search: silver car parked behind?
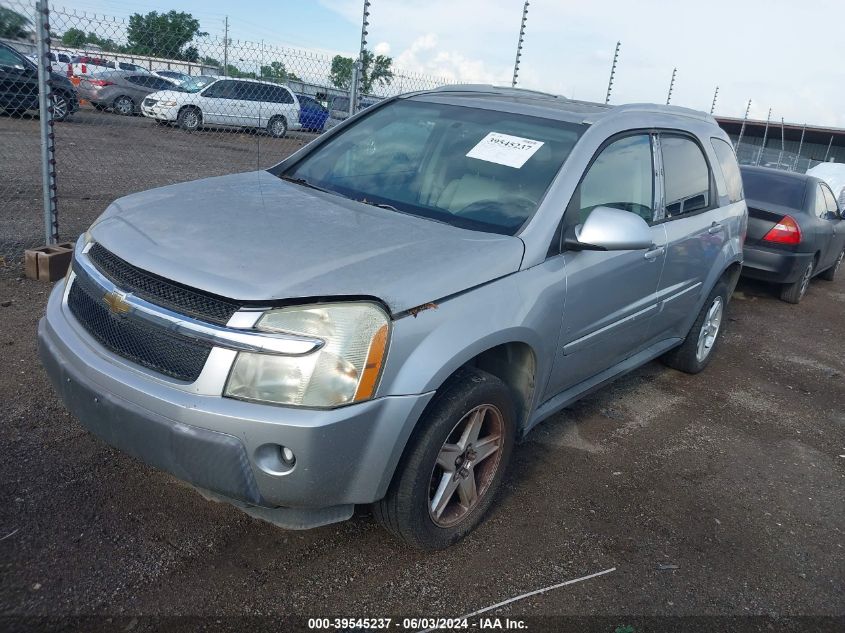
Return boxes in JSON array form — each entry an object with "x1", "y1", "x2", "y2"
[
  {"x1": 76, "y1": 70, "x2": 179, "y2": 115},
  {"x1": 39, "y1": 85, "x2": 747, "y2": 549}
]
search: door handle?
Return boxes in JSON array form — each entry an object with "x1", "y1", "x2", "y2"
[
  {"x1": 708, "y1": 222, "x2": 723, "y2": 234},
  {"x1": 644, "y1": 246, "x2": 665, "y2": 261}
]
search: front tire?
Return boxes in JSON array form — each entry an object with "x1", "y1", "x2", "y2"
[
  {"x1": 374, "y1": 368, "x2": 516, "y2": 550},
  {"x1": 819, "y1": 250, "x2": 843, "y2": 281},
  {"x1": 780, "y1": 259, "x2": 813, "y2": 303},
  {"x1": 661, "y1": 280, "x2": 729, "y2": 374},
  {"x1": 177, "y1": 106, "x2": 201, "y2": 132},
  {"x1": 51, "y1": 92, "x2": 70, "y2": 121}
]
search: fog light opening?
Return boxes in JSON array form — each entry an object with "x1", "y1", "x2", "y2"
[{"x1": 254, "y1": 443, "x2": 297, "y2": 475}]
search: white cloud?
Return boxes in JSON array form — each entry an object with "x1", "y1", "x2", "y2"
[{"x1": 373, "y1": 41, "x2": 391, "y2": 56}]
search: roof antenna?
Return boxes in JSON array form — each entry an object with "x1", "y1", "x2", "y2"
[
  {"x1": 665, "y1": 67, "x2": 676, "y2": 105},
  {"x1": 605, "y1": 41, "x2": 620, "y2": 104},
  {"x1": 511, "y1": 1, "x2": 529, "y2": 87}
]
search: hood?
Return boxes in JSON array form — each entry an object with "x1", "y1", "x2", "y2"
[
  {"x1": 89, "y1": 171, "x2": 525, "y2": 314},
  {"x1": 148, "y1": 89, "x2": 183, "y2": 100}
]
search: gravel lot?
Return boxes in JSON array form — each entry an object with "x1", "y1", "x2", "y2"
[{"x1": 1, "y1": 107, "x2": 843, "y2": 632}]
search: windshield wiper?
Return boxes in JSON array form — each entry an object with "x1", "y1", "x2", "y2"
[
  {"x1": 279, "y1": 174, "x2": 332, "y2": 194},
  {"x1": 358, "y1": 198, "x2": 400, "y2": 212}
]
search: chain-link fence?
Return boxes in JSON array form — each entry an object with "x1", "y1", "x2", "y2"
[
  {"x1": 735, "y1": 142, "x2": 828, "y2": 174},
  {"x1": 0, "y1": 0, "x2": 451, "y2": 260}
]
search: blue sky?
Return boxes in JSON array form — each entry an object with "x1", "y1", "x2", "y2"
[{"x1": 45, "y1": 0, "x2": 845, "y2": 127}]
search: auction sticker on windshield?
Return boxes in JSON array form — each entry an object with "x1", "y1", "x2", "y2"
[{"x1": 466, "y1": 132, "x2": 544, "y2": 168}]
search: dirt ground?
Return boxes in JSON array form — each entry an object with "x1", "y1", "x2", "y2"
[{"x1": 0, "y1": 108, "x2": 843, "y2": 632}]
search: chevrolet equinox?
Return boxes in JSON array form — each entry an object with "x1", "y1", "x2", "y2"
[{"x1": 39, "y1": 85, "x2": 747, "y2": 549}]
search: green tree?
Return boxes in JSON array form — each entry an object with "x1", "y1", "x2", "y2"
[
  {"x1": 61, "y1": 27, "x2": 87, "y2": 48},
  {"x1": 126, "y1": 11, "x2": 206, "y2": 61},
  {"x1": 329, "y1": 55, "x2": 353, "y2": 89},
  {"x1": 0, "y1": 6, "x2": 31, "y2": 39},
  {"x1": 329, "y1": 49, "x2": 393, "y2": 93},
  {"x1": 259, "y1": 60, "x2": 300, "y2": 83},
  {"x1": 61, "y1": 28, "x2": 118, "y2": 52}
]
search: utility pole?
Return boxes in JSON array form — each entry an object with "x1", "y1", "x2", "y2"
[
  {"x1": 736, "y1": 99, "x2": 752, "y2": 152},
  {"x1": 776, "y1": 117, "x2": 785, "y2": 169},
  {"x1": 755, "y1": 108, "x2": 771, "y2": 166},
  {"x1": 605, "y1": 41, "x2": 620, "y2": 104},
  {"x1": 351, "y1": 0, "x2": 371, "y2": 115},
  {"x1": 710, "y1": 86, "x2": 719, "y2": 115},
  {"x1": 665, "y1": 68, "x2": 676, "y2": 105},
  {"x1": 511, "y1": 1, "x2": 529, "y2": 88},
  {"x1": 223, "y1": 16, "x2": 229, "y2": 77},
  {"x1": 792, "y1": 123, "x2": 806, "y2": 172}
]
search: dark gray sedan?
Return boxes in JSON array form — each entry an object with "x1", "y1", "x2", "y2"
[
  {"x1": 741, "y1": 166, "x2": 845, "y2": 303},
  {"x1": 76, "y1": 70, "x2": 178, "y2": 115}
]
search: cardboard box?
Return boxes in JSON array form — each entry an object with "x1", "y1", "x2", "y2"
[{"x1": 24, "y1": 242, "x2": 74, "y2": 282}]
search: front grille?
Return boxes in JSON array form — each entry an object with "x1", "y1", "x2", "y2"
[
  {"x1": 68, "y1": 269, "x2": 212, "y2": 382},
  {"x1": 88, "y1": 243, "x2": 241, "y2": 325},
  {"x1": 144, "y1": 98, "x2": 157, "y2": 106}
]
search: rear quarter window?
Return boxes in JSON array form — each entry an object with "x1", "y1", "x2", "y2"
[{"x1": 710, "y1": 138, "x2": 744, "y2": 203}]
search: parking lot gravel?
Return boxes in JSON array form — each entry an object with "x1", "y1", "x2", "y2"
[{"x1": 0, "y1": 108, "x2": 843, "y2": 631}]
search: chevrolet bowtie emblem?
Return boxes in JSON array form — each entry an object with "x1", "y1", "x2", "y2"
[{"x1": 103, "y1": 290, "x2": 131, "y2": 315}]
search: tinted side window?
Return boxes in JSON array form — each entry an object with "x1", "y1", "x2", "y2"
[
  {"x1": 275, "y1": 87, "x2": 293, "y2": 104},
  {"x1": 814, "y1": 185, "x2": 828, "y2": 218},
  {"x1": 571, "y1": 134, "x2": 654, "y2": 224},
  {"x1": 204, "y1": 80, "x2": 237, "y2": 99},
  {"x1": 151, "y1": 77, "x2": 175, "y2": 90},
  {"x1": 0, "y1": 47, "x2": 26, "y2": 69},
  {"x1": 126, "y1": 75, "x2": 146, "y2": 86},
  {"x1": 711, "y1": 138, "x2": 744, "y2": 203},
  {"x1": 235, "y1": 82, "x2": 261, "y2": 101},
  {"x1": 821, "y1": 185, "x2": 838, "y2": 218},
  {"x1": 661, "y1": 135, "x2": 710, "y2": 217}
]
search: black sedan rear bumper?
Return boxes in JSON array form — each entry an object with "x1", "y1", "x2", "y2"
[{"x1": 741, "y1": 245, "x2": 813, "y2": 284}]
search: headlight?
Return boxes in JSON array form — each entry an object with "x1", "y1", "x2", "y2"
[
  {"x1": 159, "y1": 100, "x2": 178, "y2": 106},
  {"x1": 224, "y1": 302, "x2": 390, "y2": 408}
]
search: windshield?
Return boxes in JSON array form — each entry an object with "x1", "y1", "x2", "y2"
[
  {"x1": 284, "y1": 99, "x2": 585, "y2": 235},
  {"x1": 741, "y1": 169, "x2": 807, "y2": 210},
  {"x1": 181, "y1": 77, "x2": 214, "y2": 93}
]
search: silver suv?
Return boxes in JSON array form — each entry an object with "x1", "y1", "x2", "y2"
[{"x1": 38, "y1": 86, "x2": 747, "y2": 549}]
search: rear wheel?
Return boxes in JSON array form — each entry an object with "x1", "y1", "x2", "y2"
[
  {"x1": 661, "y1": 280, "x2": 728, "y2": 374},
  {"x1": 819, "y1": 250, "x2": 843, "y2": 281},
  {"x1": 267, "y1": 116, "x2": 287, "y2": 138},
  {"x1": 780, "y1": 259, "x2": 813, "y2": 303},
  {"x1": 112, "y1": 95, "x2": 134, "y2": 116},
  {"x1": 177, "y1": 106, "x2": 201, "y2": 132},
  {"x1": 374, "y1": 368, "x2": 515, "y2": 550}
]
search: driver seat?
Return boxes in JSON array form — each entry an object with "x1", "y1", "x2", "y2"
[{"x1": 436, "y1": 173, "x2": 508, "y2": 213}]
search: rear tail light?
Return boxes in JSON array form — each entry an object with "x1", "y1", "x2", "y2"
[
  {"x1": 87, "y1": 79, "x2": 114, "y2": 87},
  {"x1": 66, "y1": 63, "x2": 72, "y2": 77},
  {"x1": 762, "y1": 215, "x2": 801, "y2": 245}
]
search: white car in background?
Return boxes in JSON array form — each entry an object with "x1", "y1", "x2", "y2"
[{"x1": 141, "y1": 77, "x2": 301, "y2": 137}]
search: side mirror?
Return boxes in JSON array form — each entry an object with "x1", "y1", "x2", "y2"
[{"x1": 564, "y1": 206, "x2": 653, "y2": 251}]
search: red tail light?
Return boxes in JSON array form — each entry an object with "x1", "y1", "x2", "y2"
[
  {"x1": 80, "y1": 63, "x2": 87, "y2": 74},
  {"x1": 87, "y1": 79, "x2": 114, "y2": 87},
  {"x1": 762, "y1": 215, "x2": 801, "y2": 245},
  {"x1": 66, "y1": 63, "x2": 72, "y2": 77}
]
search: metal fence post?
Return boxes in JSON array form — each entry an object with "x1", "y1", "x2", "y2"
[{"x1": 35, "y1": 0, "x2": 58, "y2": 245}]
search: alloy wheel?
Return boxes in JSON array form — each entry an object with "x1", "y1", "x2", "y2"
[
  {"x1": 114, "y1": 97, "x2": 133, "y2": 115},
  {"x1": 428, "y1": 404, "x2": 505, "y2": 528},
  {"x1": 695, "y1": 296, "x2": 723, "y2": 362},
  {"x1": 51, "y1": 94, "x2": 67, "y2": 120}
]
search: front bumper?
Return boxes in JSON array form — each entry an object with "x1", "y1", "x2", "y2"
[
  {"x1": 741, "y1": 244, "x2": 814, "y2": 284},
  {"x1": 141, "y1": 103, "x2": 179, "y2": 121},
  {"x1": 38, "y1": 281, "x2": 433, "y2": 526}
]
